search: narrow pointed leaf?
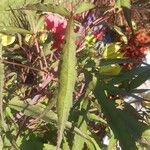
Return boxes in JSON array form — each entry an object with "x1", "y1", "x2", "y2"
[
  {"x1": 56, "y1": 16, "x2": 77, "y2": 149},
  {"x1": 115, "y1": 0, "x2": 132, "y2": 31},
  {"x1": 8, "y1": 98, "x2": 94, "y2": 145},
  {"x1": 43, "y1": 144, "x2": 61, "y2": 150},
  {"x1": 128, "y1": 69, "x2": 150, "y2": 90},
  {"x1": 24, "y1": 3, "x2": 70, "y2": 17},
  {"x1": 74, "y1": 2, "x2": 95, "y2": 15},
  {"x1": 87, "y1": 113, "x2": 107, "y2": 126},
  {"x1": 72, "y1": 100, "x2": 89, "y2": 150},
  {"x1": 0, "y1": 26, "x2": 32, "y2": 34},
  {"x1": 62, "y1": 136, "x2": 70, "y2": 150},
  {"x1": 108, "y1": 134, "x2": 117, "y2": 150},
  {"x1": 0, "y1": 43, "x2": 5, "y2": 130},
  {"x1": 110, "y1": 66, "x2": 150, "y2": 85}
]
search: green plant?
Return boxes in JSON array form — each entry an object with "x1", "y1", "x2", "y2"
[{"x1": 0, "y1": 0, "x2": 150, "y2": 150}]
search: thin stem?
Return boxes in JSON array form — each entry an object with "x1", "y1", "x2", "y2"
[{"x1": 2, "y1": 59, "x2": 48, "y2": 74}]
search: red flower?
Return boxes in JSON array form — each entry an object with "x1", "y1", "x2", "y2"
[{"x1": 121, "y1": 31, "x2": 150, "y2": 69}]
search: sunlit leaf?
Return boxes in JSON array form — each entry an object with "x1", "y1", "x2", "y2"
[
  {"x1": 108, "y1": 134, "x2": 117, "y2": 150},
  {"x1": 99, "y1": 64, "x2": 122, "y2": 76},
  {"x1": 0, "y1": 33, "x2": 15, "y2": 46},
  {"x1": 0, "y1": 26, "x2": 32, "y2": 34},
  {"x1": 62, "y1": 135, "x2": 70, "y2": 150},
  {"x1": 115, "y1": 0, "x2": 132, "y2": 31},
  {"x1": 72, "y1": 100, "x2": 89, "y2": 150},
  {"x1": 87, "y1": 113, "x2": 107, "y2": 126},
  {"x1": 8, "y1": 97, "x2": 95, "y2": 148},
  {"x1": 74, "y1": 2, "x2": 95, "y2": 15},
  {"x1": 142, "y1": 129, "x2": 150, "y2": 143},
  {"x1": 35, "y1": 16, "x2": 45, "y2": 33},
  {"x1": 43, "y1": 144, "x2": 61, "y2": 150},
  {"x1": 56, "y1": 15, "x2": 77, "y2": 149},
  {"x1": 102, "y1": 43, "x2": 123, "y2": 59},
  {"x1": 100, "y1": 43, "x2": 123, "y2": 76},
  {"x1": 24, "y1": 3, "x2": 70, "y2": 17},
  {"x1": 0, "y1": 43, "x2": 5, "y2": 130}
]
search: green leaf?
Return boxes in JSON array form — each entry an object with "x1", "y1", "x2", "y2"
[
  {"x1": 24, "y1": 3, "x2": 70, "y2": 17},
  {"x1": 20, "y1": 136, "x2": 43, "y2": 150},
  {"x1": 35, "y1": 16, "x2": 44, "y2": 33},
  {"x1": 62, "y1": 136, "x2": 70, "y2": 150},
  {"x1": 115, "y1": 0, "x2": 132, "y2": 31},
  {"x1": 72, "y1": 100, "x2": 89, "y2": 150},
  {"x1": 8, "y1": 97, "x2": 95, "y2": 147},
  {"x1": 115, "y1": 0, "x2": 121, "y2": 8},
  {"x1": 74, "y1": 2, "x2": 95, "y2": 15},
  {"x1": 88, "y1": 137, "x2": 101, "y2": 150},
  {"x1": 118, "y1": 109, "x2": 149, "y2": 140},
  {"x1": 0, "y1": 26, "x2": 32, "y2": 34},
  {"x1": 108, "y1": 134, "x2": 117, "y2": 150},
  {"x1": 99, "y1": 43, "x2": 123, "y2": 76},
  {"x1": 121, "y1": 0, "x2": 131, "y2": 8},
  {"x1": 43, "y1": 144, "x2": 61, "y2": 150},
  {"x1": 122, "y1": 7, "x2": 132, "y2": 32},
  {"x1": 113, "y1": 26, "x2": 128, "y2": 44},
  {"x1": 93, "y1": 80, "x2": 138, "y2": 150},
  {"x1": 9, "y1": 97, "x2": 58, "y2": 123},
  {"x1": 100, "y1": 58, "x2": 132, "y2": 66},
  {"x1": 99, "y1": 64, "x2": 122, "y2": 76},
  {"x1": 0, "y1": 135, "x2": 3, "y2": 150},
  {"x1": 142, "y1": 129, "x2": 150, "y2": 143},
  {"x1": 128, "y1": 69, "x2": 150, "y2": 90},
  {"x1": 102, "y1": 43, "x2": 122, "y2": 59},
  {"x1": 87, "y1": 113, "x2": 107, "y2": 126},
  {"x1": 0, "y1": 43, "x2": 5, "y2": 130},
  {"x1": 0, "y1": 33, "x2": 15, "y2": 46},
  {"x1": 57, "y1": 16, "x2": 77, "y2": 149},
  {"x1": 115, "y1": 0, "x2": 131, "y2": 10},
  {"x1": 110, "y1": 66, "x2": 150, "y2": 85}
]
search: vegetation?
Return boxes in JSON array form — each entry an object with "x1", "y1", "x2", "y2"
[{"x1": 0, "y1": 0, "x2": 150, "y2": 150}]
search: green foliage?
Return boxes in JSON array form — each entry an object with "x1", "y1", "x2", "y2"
[
  {"x1": 0, "y1": 0, "x2": 149, "y2": 150},
  {"x1": 72, "y1": 100, "x2": 89, "y2": 150},
  {"x1": 24, "y1": 3, "x2": 70, "y2": 17},
  {"x1": 0, "y1": 43, "x2": 5, "y2": 130},
  {"x1": 94, "y1": 81, "x2": 137, "y2": 150},
  {"x1": 0, "y1": 26, "x2": 32, "y2": 34},
  {"x1": 8, "y1": 97, "x2": 96, "y2": 148},
  {"x1": 57, "y1": 16, "x2": 77, "y2": 149},
  {"x1": 115, "y1": 0, "x2": 133, "y2": 31},
  {"x1": 74, "y1": 2, "x2": 95, "y2": 15}
]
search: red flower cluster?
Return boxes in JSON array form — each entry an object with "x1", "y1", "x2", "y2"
[
  {"x1": 45, "y1": 14, "x2": 67, "y2": 50},
  {"x1": 134, "y1": 32, "x2": 150, "y2": 47},
  {"x1": 121, "y1": 31, "x2": 150, "y2": 69}
]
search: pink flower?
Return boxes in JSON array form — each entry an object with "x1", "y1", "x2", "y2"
[{"x1": 45, "y1": 13, "x2": 67, "y2": 50}]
